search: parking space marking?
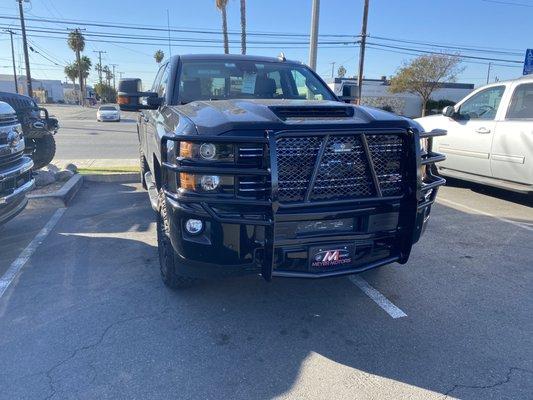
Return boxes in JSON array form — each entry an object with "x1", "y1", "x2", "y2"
[
  {"x1": 349, "y1": 275, "x2": 407, "y2": 319},
  {"x1": 437, "y1": 197, "x2": 533, "y2": 232},
  {"x1": 0, "y1": 208, "x2": 66, "y2": 299}
]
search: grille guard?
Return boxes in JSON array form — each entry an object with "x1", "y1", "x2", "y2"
[{"x1": 161, "y1": 127, "x2": 446, "y2": 280}]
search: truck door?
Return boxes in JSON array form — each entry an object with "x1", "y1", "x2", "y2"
[
  {"x1": 491, "y1": 82, "x2": 533, "y2": 185},
  {"x1": 439, "y1": 85, "x2": 506, "y2": 177},
  {"x1": 145, "y1": 63, "x2": 169, "y2": 171}
]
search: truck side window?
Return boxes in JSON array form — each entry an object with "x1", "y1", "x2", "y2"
[
  {"x1": 158, "y1": 64, "x2": 170, "y2": 101},
  {"x1": 151, "y1": 64, "x2": 166, "y2": 92},
  {"x1": 506, "y1": 83, "x2": 533, "y2": 119},
  {"x1": 457, "y1": 85, "x2": 505, "y2": 121},
  {"x1": 291, "y1": 70, "x2": 324, "y2": 100}
]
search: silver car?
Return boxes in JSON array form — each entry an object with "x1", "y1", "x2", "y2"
[{"x1": 96, "y1": 104, "x2": 121, "y2": 122}]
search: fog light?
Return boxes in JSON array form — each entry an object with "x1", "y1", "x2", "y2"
[
  {"x1": 200, "y1": 143, "x2": 217, "y2": 160},
  {"x1": 200, "y1": 175, "x2": 220, "y2": 191},
  {"x1": 185, "y1": 219, "x2": 203, "y2": 234}
]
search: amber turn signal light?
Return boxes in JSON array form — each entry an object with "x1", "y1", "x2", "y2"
[{"x1": 179, "y1": 173, "x2": 196, "y2": 190}]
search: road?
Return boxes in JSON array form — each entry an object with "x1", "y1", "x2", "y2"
[
  {"x1": 0, "y1": 178, "x2": 531, "y2": 399},
  {"x1": 47, "y1": 105, "x2": 140, "y2": 160}
]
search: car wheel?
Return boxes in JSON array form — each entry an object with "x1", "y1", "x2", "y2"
[{"x1": 157, "y1": 189, "x2": 200, "y2": 289}]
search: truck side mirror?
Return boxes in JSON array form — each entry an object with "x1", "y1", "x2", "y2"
[
  {"x1": 117, "y1": 78, "x2": 160, "y2": 111},
  {"x1": 442, "y1": 105, "x2": 456, "y2": 118}
]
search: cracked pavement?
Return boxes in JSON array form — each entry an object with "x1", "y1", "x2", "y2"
[{"x1": 0, "y1": 180, "x2": 531, "y2": 399}]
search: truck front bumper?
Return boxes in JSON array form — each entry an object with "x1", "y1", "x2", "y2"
[
  {"x1": 0, "y1": 156, "x2": 34, "y2": 225},
  {"x1": 160, "y1": 128, "x2": 445, "y2": 280}
]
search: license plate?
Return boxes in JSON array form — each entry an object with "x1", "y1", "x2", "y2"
[{"x1": 309, "y1": 243, "x2": 355, "y2": 270}]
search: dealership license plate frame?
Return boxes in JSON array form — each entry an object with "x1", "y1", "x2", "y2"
[{"x1": 309, "y1": 243, "x2": 355, "y2": 272}]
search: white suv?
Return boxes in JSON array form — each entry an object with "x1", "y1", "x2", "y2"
[{"x1": 416, "y1": 76, "x2": 533, "y2": 193}]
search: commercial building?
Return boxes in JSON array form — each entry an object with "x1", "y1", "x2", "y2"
[
  {"x1": 327, "y1": 77, "x2": 475, "y2": 118},
  {"x1": 0, "y1": 74, "x2": 64, "y2": 103}
]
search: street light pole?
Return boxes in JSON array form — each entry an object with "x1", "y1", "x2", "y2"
[
  {"x1": 4, "y1": 29, "x2": 18, "y2": 93},
  {"x1": 110, "y1": 64, "x2": 118, "y2": 90},
  {"x1": 308, "y1": 0, "x2": 320, "y2": 71},
  {"x1": 356, "y1": 0, "x2": 370, "y2": 105},
  {"x1": 330, "y1": 62, "x2": 336, "y2": 78},
  {"x1": 17, "y1": 0, "x2": 32, "y2": 97}
]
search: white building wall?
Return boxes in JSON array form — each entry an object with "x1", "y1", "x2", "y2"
[{"x1": 328, "y1": 79, "x2": 474, "y2": 118}]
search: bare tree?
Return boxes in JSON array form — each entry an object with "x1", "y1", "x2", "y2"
[
  {"x1": 216, "y1": 0, "x2": 229, "y2": 54},
  {"x1": 389, "y1": 54, "x2": 463, "y2": 116},
  {"x1": 337, "y1": 65, "x2": 347, "y2": 78}
]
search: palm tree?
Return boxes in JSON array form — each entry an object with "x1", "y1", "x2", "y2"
[
  {"x1": 216, "y1": 0, "x2": 229, "y2": 54},
  {"x1": 68, "y1": 30, "x2": 86, "y2": 105},
  {"x1": 154, "y1": 49, "x2": 165, "y2": 64},
  {"x1": 240, "y1": 0, "x2": 246, "y2": 55},
  {"x1": 103, "y1": 65, "x2": 112, "y2": 86},
  {"x1": 64, "y1": 64, "x2": 78, "y2": 87},
  {"x1": 76, "y1": 56, "x2": 92, "y2": 94}
]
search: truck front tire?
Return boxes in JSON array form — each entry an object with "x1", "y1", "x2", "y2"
[
  {"x1": 157, "y1": 189, "x2": 199, "y2": 289},
  {"x1": 27, "y1": 135, "x2": 56, "y2": 170}
]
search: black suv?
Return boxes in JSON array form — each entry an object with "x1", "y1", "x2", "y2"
[
  {"x1": 118, "y1": 54, "x2": 445, "y2": 288},
  {"x1": 0, "y1": 101, "x2": 34, "y2": 225},
  {"x1": 0, "y1": 92, "x2": 58, "y2": 170}
]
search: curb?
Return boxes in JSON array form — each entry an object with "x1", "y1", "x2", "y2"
[
  {"x1": 28, "y1": 174, "x2": 84, "y2": 207},
  {"x1": 82, "y1": 172, "x2": 139, "y2": 183}
]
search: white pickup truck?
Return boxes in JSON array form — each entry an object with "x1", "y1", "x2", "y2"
[{"x1": 416, "y1": 75, "x2": 533, "y2": 193}]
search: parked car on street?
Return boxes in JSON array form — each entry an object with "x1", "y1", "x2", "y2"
[
  {"x1": 0, "y1": 92, "x2": 58, "y2": 170},
  {"x1": 118, "y1": 54, "x2": 446, "y2": 289},
  {"x1": 96, "y1": 104, "x2": 121, "y2": 122},
  {"x1": 416, "y1": 75, "x2": 533, "y2": 193},
  {"x1": 0, "y1": 101, "x2": 34, "y2": 225}
]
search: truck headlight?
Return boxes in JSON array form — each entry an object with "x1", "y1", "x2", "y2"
[
  {"x1": 200, "y1": 175, "x2": 220, "y2": 191},
  {"x1": 179, "y1": 173, "x2": 232, "y2": 193},
  {"x1": 179, "y1": 142, "x2": 234, "y2": 162}
]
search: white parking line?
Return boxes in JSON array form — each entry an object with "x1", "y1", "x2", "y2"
[
  {"x1": 349, "y1": 275, "x2": 407, "y2": 319},
  {"x1": 0, "y1": 208, "x2": 66, "y2": 300},
  {"x1": 437, "y1": 197, "x2": 533, "y2": 232}
]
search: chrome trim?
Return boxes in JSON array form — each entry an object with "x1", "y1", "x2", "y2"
[{"x1": 0, "y1": 178, "x2": 34, "y2": 204}]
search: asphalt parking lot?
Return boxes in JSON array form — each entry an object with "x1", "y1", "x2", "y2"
[{"x1": 0, "y1": 177, "x2": 531, "y2": 399}]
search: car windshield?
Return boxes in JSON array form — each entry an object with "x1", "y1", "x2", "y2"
[
  {"x1": 99, "y1": 106, "x2": 117, "y2": 111},
  {"x1": 178, "y1": 60, "x2": 335, "y2": 104}
]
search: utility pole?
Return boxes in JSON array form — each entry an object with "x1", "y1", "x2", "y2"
[
  {"x1": 118, "y1": 71, "x2": 124, "y2": 81},
  {"x1": 110, "y1": 64, "x2": 118, "y2": 90},
  {"x1": 4, "y1": 29, "x2": 18, "y2": 93},
  {"x1": 166, "y1": 9, "x2": 172, "y2": 57},
  {"x1": 356, "y1": 0, "x2": 370, "y2": 105},
  {"x1": 308, "y1": 0, "x2": 320, "y2": 71},
  {"x1": 17, "y1": 0, "x2": 32, "y2": 97},
  {"x1": 330, "y1": 62, "x2": 336, "y2": 78},
  {"x1": 486, "y1": 62, "x2": 492, "y2": 84},
  {"x1": 93, "y1": 50, "x2": 107, "y2": 85}
]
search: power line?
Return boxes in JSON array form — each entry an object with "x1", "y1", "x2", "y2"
[{"x1": 481, "y1": 0, "x2": 533, "y2": 7}]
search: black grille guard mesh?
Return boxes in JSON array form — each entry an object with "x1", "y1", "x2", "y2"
[{"x1": 161, "y1": 128, "x2": 446, "y2": 280}]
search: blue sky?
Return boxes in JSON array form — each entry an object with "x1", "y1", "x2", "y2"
[{"x1": 0, "y1": 0, "x2": 530, "y2": 88}]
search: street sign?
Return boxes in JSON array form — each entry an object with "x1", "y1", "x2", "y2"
[{"x1": 523, "y1": 49, "x2": 533, "y2": 75}]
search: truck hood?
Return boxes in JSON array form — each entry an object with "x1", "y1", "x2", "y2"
[{"x1": 169, "y1": 99, "x2": 413, "y2": 135}]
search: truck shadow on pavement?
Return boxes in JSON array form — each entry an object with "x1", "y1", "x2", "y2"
[
  {"x1": 0, "y1": 182, "x2": 531, "y2": 399},
  {"x1": 445, "y1": 177, "x2": 533, "y2": 208}
]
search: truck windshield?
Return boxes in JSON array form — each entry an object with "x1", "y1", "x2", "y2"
[{"x1": 178, "y1": 60, "x2": 335, "y2": 104}]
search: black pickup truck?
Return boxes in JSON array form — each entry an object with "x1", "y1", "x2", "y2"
[
  {"x1": 0, "y1": 101, "x2": 34, "y2": 225},
  {"x1": 0, "y1": 92, "x2": 58, "y2": 170},
  {"x1": 118, "y1": 54, "x2": 445, "y2": 288}
]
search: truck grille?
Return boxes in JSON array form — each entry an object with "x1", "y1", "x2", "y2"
[{"x1": 276, "y1": 134, "x2": 404, "y2": 203}]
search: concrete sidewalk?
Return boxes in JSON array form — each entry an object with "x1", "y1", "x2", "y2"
[{"x1": 52, "y1": 159, "x2": 139, "y2": 170}]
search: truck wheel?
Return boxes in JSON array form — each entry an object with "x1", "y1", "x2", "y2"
[
  {"x1": 28, "y1": 136, "x2": 56, "y2": 170},
  {"x1": 139, "y1": 149, "x2": 148, "y2": 190},
  {"x1": 157, "y1": 189, "x2": 199, "y2": 289}
]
